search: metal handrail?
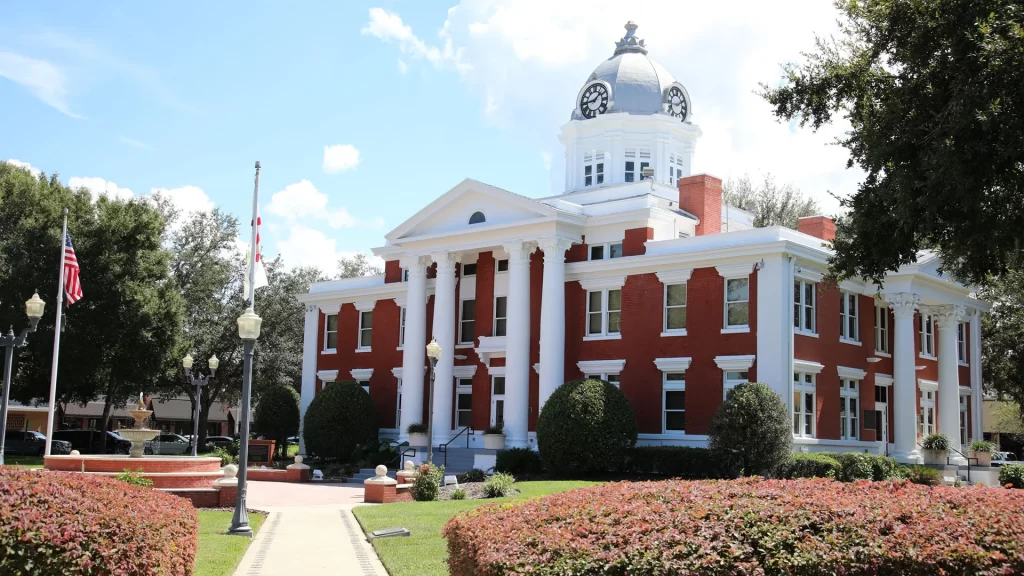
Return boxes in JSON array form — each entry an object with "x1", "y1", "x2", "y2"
[
  {"x1": 384, "y1": 439, "x2": 414, "y2": 470},
  {"x1": 439, "y1": 426, "x2": 473, "y2": 469},
  {"x1": 946, "y1": 445, "x2": 977, "y2": 484}
]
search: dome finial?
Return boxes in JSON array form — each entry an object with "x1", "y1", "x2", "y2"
[{"x1": 614, "y1": 21, "x2": 647, "y2": 55}]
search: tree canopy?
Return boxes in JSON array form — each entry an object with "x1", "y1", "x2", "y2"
[
  {"x1": 337, "y1": 253, "x2": 380, "y2": 279},
  {"x1": 760, "y1": 0, "x2": 1024, "y2": 285},
  {"x1": 981, "y1": 267, "x2": 1024, "y2": 423},
  {"x1": 723, "y1": 174, "x2": 820, "y2": 229}
]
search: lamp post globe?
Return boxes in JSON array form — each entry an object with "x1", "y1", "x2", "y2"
[
  {"x1": 208, "y1": 354, "x2": 220, "y2": 372},
  {"x1": 25, "y1": 292, "x2": 45, "y2": 323},
  {"x1": 182, "y1": 354, "x2": 194, "y2": 370},
  {"x1": 425, "y1": 338, "x2": 441, "y2": 464},
  {"x1": 229, "y1": 307, "x2": 262, "y2": 537},
  {"x1": 237, "y1": 307, "x2": 262, "y2": 340}
]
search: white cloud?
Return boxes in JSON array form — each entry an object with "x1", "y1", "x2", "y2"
[
  {"x1": 150, "y1": 185, "x2": 214, "y2": 216},
  {"x1": 265, "y1": 179, "x2": 360, "y2": 229},
  {"x1": 397, "y1": 59, "x2": 409, "y2": 74},
  {"x1": 119, "y1": 136, "x2": 148, "y2": 149},
  {"x1": 364, "y1": 1, "x2": 860, "y2": 212},
  {"x1": 5, "y1": 159, "x2": 41, "y2": 177},
  {"x1": 68, "y1": 176, "x2": 134, "y2": 202},
  {"x1": 322, "y1": 144, "x2": 361, "y2": 173},
  {"x1": 362, "y1": 8, "x2": 471, "y2": 73},
  {"x1": 274, "y1": 224, "x2": 381, "y2": 273},
  {"x1": 0, "y1": 51, "x2": 81, "y2": 118}
]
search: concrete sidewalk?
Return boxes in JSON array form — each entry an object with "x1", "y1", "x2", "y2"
[{"x1": 232, "y1": 482, "x2": 387, "y2": 576}]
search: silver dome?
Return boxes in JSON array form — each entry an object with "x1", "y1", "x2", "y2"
[{"x1": 573, "y1": 22, "x2": 690, "y2": 121}]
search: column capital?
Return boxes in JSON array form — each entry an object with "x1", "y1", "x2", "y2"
[
  {"x1": 502, "y1": 241, "x2": 538, "y2": 263},
  {"x1": 398, "y1": 254, "x2": 431, "y2": 274},
  {"x1": 430, "y1": 251, "x2": 461, "y2": 272},
  {"x1": 537, "y1": 237, "x2": 574, "y2": 262},
  {"x1": 884, "y1": 292, "x2": 920, "y2": 318},
  {"x1": 927, "y1": 304, "x2": 966, "y2": 329}
]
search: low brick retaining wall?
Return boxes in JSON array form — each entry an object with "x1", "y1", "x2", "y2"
[{"x1": 246, "y1": 463, "x2": 311, "y2": 483}]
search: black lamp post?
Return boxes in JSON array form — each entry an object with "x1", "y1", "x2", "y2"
[
  {"x1": 425, "y1": 338, "x2": 441, "y2": 465},
  {"x1": 0, "y1": 292, "x2": 46, "y2": 466},
  {"x1": 183, "y1": 353, "x2": 219, "y2": 456},
  {"x1": 229, "y1": 306, "x2": 262, "y2": 537}
]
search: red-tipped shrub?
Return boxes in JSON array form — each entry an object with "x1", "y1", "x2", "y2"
[
  {"x1": 443, "y1": 478, "x2": 1024, "y2": 575},
  {"x1": 0, "y1": 468, "x2": 198, "y2": 575}
]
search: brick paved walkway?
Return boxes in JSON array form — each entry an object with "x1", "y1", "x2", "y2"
[{"x1": 232, "y1": 481, "x2": 387, "y2": 576}]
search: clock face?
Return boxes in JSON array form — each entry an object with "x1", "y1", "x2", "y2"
[
  {"x1": 667, "y1": 86, "x2": 688, "y2": 120},
  {"x1": 580, "y1": 83, "x2": 609, "y2": 119}
]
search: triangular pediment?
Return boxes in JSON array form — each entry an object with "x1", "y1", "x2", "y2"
[{"x1": 386, "y1": 179, "x2": 557, "y2": 242}]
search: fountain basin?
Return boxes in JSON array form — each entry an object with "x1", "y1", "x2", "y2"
[{"x1": 118, "y1": 428, "x2": 160, "y2": 458}]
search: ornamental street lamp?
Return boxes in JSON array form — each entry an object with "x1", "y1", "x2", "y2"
[
  {"x1": 0, "y1": 292, "x2": 45, "y2": 466},
  {"x1": 425, "y1": 338, "x2": 442, "y2": 465},
  {"x1": 229, "y1": 306, "x2": 262, "y2": 537},
  {"x1": 183, "y1": 353, "x2": 219, "y2": 457}
]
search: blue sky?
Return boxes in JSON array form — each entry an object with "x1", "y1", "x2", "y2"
[{"x1": 1, "y1": 1, "x2": 859, "y2": 273}]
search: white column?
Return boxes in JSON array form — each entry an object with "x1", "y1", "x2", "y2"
[
  {"x1": 503, "y1": 241, "x2": 536, "y2": 448},
  {"x1": 430, "y1": 252, "x2": 460, "y2": 446},
  {"x1": 398, "y1": 256, "x2": 430, "y2": 443},
  {"x1": 537, "y1": 238, "x2": 572, "y2": 413},
  {"x1": 887, "y1": 292, "x2": 922, "y2": 464},
  {"x1": 298, "y1": 303, "x2": 320, "y2": 455},
  {"x1": 970, "y1": 309, "x2": 983, "y2": 442},
  {"x1": 932, "y1": 304, "x2": 966, "y2": 462}
]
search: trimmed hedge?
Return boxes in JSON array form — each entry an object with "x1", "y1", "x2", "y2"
[
  {"x1": 495, "y1": 448, "x2": 544, "y2": 476},
  {"x1": 777, "y1": 452, "x2": 899, "y2": 482},
  {"x1": 303, "y1": 380, "x2": 378, "y2": 460},
  {"x1": 776, "y1": 453, "x2": 841, "y2": 479},
  {"x1": 536, "y1": 378, "x2": 637, "y2": 476},
  {"x1": 443, "y1": 478, "x2": 1024, "y2": 575},
  {"x1": 0, "y1": 468, "x2": 197, "y2": 575},
  {"x1": 708, "y1": 382, "x2": 791, "y2": 477},
  {"x1": 622, "y1": 446, "x2": 727, "y2": 479}
]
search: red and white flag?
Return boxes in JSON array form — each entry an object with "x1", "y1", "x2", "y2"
[
  {"x1": 63, "y1": 231, "x2": 83, "y2": 305},
  {"x1": 243, "y1": 216, "x2": 268, "y2": 299}
]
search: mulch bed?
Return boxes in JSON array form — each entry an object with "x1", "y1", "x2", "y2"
[{"x1": 437, "y1": 482, "x2": 520, "y2": 501}]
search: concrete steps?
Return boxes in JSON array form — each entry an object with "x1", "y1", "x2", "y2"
[{"x1": 343, "y1": 447, "x2": 500, "y2": 483}]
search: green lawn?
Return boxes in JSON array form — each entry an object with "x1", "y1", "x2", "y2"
[
  {"x1": 2, "y1": 455, "x2": 43, "y2": 468},
  {"x1": 195, "y1": 510, "x2": 266, "y2": 576},
  {"x1": 352, "y1": 481, "x2": 600, "y2": 576}
]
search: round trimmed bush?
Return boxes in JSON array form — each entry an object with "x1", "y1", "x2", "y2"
[
  {"x1": 708, "y1": 382, "x2": 791, "y2": 477},
  {"x1": 0, "y1": 468, "x2": 197, "y2": 575},
  {"x1": 443, "y1": 478, "x2": 1024, "y2": 575},
  {"x1": 303, "y1": 380, "x2": 378, "y2": 460},
  {"x1": 536, "y1": 378, "x2": 637, "y2": 476},
  {"x1": 255, "y1": 384, "x2": 301, "y2": 457}
]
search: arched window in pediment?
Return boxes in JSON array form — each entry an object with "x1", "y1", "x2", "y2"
[{"x1": 469, "y1": 211, "x2": 486, "y2": 225}]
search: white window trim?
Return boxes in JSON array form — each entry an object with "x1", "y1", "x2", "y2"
[
  {"x1": 356, "y1": 309, "x2": 373, "y2": 352},
  {"x1": 583, "y1": 149, "x2": 606, "y2": 188},
  {"x1": 323, "y1": 310, "x2": 339, "y2": 354},
  {"x1": 653, "y1": 357, "x2": 691, "y2": 372},
  {"x1": 452, "y1": 365, "x2": 478, "y2": 378},
  {"x1": 578, "y1": 359, "x2": 626, "y2": 375},
  {"x1": 874, "y1": 304, "x2": 890, "y2": 355},
  {"x1": 662, "y1": 373, "x2": 686, "y2": 434},
  {"x1": 836, "y1": 365, "x2": 867, "y2": 380},
  {"x1": 316, "y1": 370, "x2": 338, "y2": 384},
  {"x1": 794, "y1": 278, "x2": 816, "y2": 335},
  {"x1": 918, "y1": 378, "x2": 939, "y2": 393},
  {"x1": 839, "y1": 376, "x2": 861, "y2": 441},
  {"x1": 658, "y1": 270, "x2": 691, "y2": 337},
  {"x1": 584, "y1": 287, "x2": 622, "y2": 340},
  {"x1": 455, "y1": 379, "x2": 473, "y2": 429},
  {"x1": 350, "y1": 368, "x2": 373, "y2": 381},
  {"x1": 919, "y1": 385, "x2": 936, "y2": 437},
  {"x1": 458, "y1": 298, "x2": 476, "y2": 346},
  {"x1": 660, "y1": 281, "x2": 688, "y2": 337},
  {"x1": 493, "y1": 296, "x2": 508, "y2": 337},
  {"x1": 718, "y1": 265, "x2": 752, "y2": 332},
  {"x1": 919, "y1": 314, "x2": 936, "y2": 359},
  {"x1": 875, "y1": 373, "x2": 894, "y2": 387},
  {"x1": 957, "y1": 322, "x2": 969, "y2": 366},
  {"x1": 793, "y1": 359, "x2": 825, "y2": 374},
  {"x1": 839, "y1": 291, "x2": 860, "y2": 345},
  {"x1": 588, "y1": 241, "x2": 624, "y2": 261},
  {"x1": 714, "y1": 355, "x2": 756, "y2": 371},
  {"x1": 793, "y1": 372, "x2": 816, "y2": 439},
  {"x1": 397, "y1": 306, "x2": 406, "y2": 350}
]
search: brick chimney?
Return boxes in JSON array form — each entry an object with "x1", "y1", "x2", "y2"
[
  {"x1": 797, "y1": 216, "x2": 836, "y2": 241},
  {"x1": 678, "y1": 174, "x2": 722, "y2": 236}
]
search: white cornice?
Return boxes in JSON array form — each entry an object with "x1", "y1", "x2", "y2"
[
  {"x1": 354, "y1": 300, "x2": 376, "y2": 312},
  {"x1": 319, "y1": 304, "x2": 341, "y2": 315},
  {"x1": 578, "y1": 275, "x2": 626, "y2": 291},
  {"x1": 350, "y1": 368, "x2": 373, "y2": 381},
  {"x1": 714, "y1": 355, "x2": 756, "y2": 371},
  {"x1": 578, "y1": 359, "x2": 626, "y2": 374},
  {"x1": 392, "y1": 367, "x2": 426, "y2": 379},
  {"x1": 918, "y1": 379, "x2": 939, "y2": 392},
  {"x1": 655, "y1": 269, "x2": 692, "y2": 284},
  {"x1": 875, "y1": 373, "x2": 894, "y2": 386},
  {"x1": 653, "y1": 357, "x2": 692, "y2": 372},
  {"x1": 316, "y1": 370, "x2": 338, "y2": 382},
  {"x1": 794, "y1": 267, "x2": 824, "y2": 283},
  {"x1": 716, "y1": 263, "x2": 754, "y2": 278},
  {"x1": 452, "y1": 365, "x2": 477, "y2": 378},
  {"x1": 393, "y1": 296, "x2": 407, "y2": 308},
  {"x1": 794, "y1": 359, "x2": 825, "y2": 375},
  {"x1": 836, "y1": 365, "x2": 867, "y2": 380}
]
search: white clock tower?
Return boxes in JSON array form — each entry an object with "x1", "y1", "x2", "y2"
[{"x1": 558, "y1": 22, "x2": 702, "y2": 194}]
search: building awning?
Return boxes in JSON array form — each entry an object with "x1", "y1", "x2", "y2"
[{"x1": 151, "y1": 398, "x2": 233, "y2": 423}]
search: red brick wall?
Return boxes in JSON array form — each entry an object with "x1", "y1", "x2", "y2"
[
  {"x1": 797, "y1": 216, "x2": 837, "y2": 242},
  {"x1": 528, "y1": 250, "x2": 543, "y2": 430},
  {"x1": 678, "y1": 175, "x2": 722, "y2": 236},
  {"x1": 622, "y1": 228, "x2": 653, "y2": 256},
  {"x1": 384, "y1": 260, "x2": 402, "y2": 283},
  {"x1": 471, "y1": 253, "x2": 495, "y2": 431}
]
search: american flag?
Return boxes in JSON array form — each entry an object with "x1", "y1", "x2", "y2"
[{"x1": 64, "y1": 232, "x2": 83, "y2": 305}]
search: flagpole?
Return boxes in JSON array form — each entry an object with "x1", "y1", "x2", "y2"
[
  {"x1": 44, "y1": 209, "x2": 68, "y2": 457},
  {"x1": 247, "y1": 161, "x2": 260, "y2": 307}
]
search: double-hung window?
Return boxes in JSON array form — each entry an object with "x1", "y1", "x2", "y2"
[
  {"x1": 919, "y1": 314, "x2": 935, "y2": 357},
  {"x1": 920, "y1": 389, "x2": 936, "y2": 436},
  {"x1": 668, "y1": 153, "x2": 685, "y2": 185},
  {"x1": 493, "y1": 296, "x2": 507, "y2": 337},
  {"x1": 358, "y1": 380, "x2": 370, "y2": 394},
  {"x1": 395, "y1": 378, "x2": 402, "y2": 428},
  {"x1": 455, "y1": 378, "x2": 473, "y2": 428},
  {"x1": 839, "y1": 379, "x2": 859, "y2": 440},
  {"x1": 957, "y1": 323, "x2": 968, "y2": 363},
  {"x1": 725, "y1": 277, "x2": 750, "y2": 329},
  {"x1": 583, "y1": 150, "x2": 605, "y2": 187},
  {"x1": 357, "y1": 311, "x2": 373, "y2": 350},
  {"x1": 398, "y1": 307, "x2": 406, "y2": 347},
  {"x1": 874, "y1": 305, "x2": 889, "y2": 354},
  {"x1": 664, "y1": 283, "x2": 687, "y2": 332},
  {"x1": 624, "y1": 147, "x2": 651, "y2": 182},
  {"x1": 496, "y1": 259, "x2": 509, "y2": 272},
  {"x1": 794, "y1": 279, "x2": 815, "y2": 333},
  {"x1": 793, "y1": 372, "x2": 816, "y2": 438},
  {"x1": 459, "y1": 300, "x2": 475, "y2": 344},
  {"x1": 587, "y1": 289, "x2": 621, "y2": 337},
  {"x1": 663, "y1": 373, "x2": 686, "y2": 432},
  {"x1": 585, "y1": 373, "x2": 620, "y2": 388},
  {"x1": 324, "y1": 314, "x2": 338, "y2": 351},
  {"x1": 839, "y1": 292, "x2": 859, "y2": 342},
  {"x1": 723, "y1": 370, "x2": 749, "y2": 399},
  {"x1": 461, "y1": 263, "x2": 477, "y2": 277},
  {"x1": 589, "y1": 242, "x2": 623, "y2": 260}
]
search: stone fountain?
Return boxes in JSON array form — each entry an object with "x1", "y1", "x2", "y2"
[{"x1": 119, "y1": 393, "x2": 160, "y2": 458}]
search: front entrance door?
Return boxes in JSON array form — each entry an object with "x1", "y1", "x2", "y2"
[{"x1": 490, "y1": 376, "x2": 505, "y2": 428}]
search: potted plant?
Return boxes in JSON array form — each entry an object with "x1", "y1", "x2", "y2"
[
  {"x1": 407, "y1": 423, "x2": 428, "y2": 447},
  {"x1": 969, "y1": 440, "x2": 994, "y2": 466},
  {"x1": 921, "y1": 433, "x2": 950, "y2": 465},
  {"x1": 483, "y1": 424, "x2": 505, "y2": 450}
]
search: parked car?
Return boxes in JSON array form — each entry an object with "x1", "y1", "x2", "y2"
[
  {"x1": 992, "y1": 451, "x2": 1019, "y2": 466},
  {"x1": 53, "y1": 430, "x2": 131, "y2": 454},
  {"x1": 287, "y1": 436, "x2": 299, "y2": 445},
  {"x1": 206, "y1": 436, "x2": 235, "y2": 448},
  {"x1": 144, "y1": 433, "x2": 191, "y2": 455},
  {"x1": 3, "y1": 430, "x2": 72, "y2": 456}
]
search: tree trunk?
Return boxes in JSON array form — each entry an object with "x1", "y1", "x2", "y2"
[
  {"x1": 198, "y1": 395, "x2": 211, "y2": 449},
  {"x1": 99, "y1": 394, "x2": 113, "y2": 452}
]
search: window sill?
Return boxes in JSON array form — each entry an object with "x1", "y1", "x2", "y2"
[
  {"x1": 396, "y1": 346, "x2": 404, "y2": 351},
  {"x1": 583, "y1": 334, "x2": 622, "y2": 342},
  {"x1": 455, "y1": 343, "x2": 474, "y2": 349},
  {"x1": 321, "y1": 349, "x2": 337, "y2": 355},
  {"x1": 958, "y1": 361, "x2": 969, "y2": 367},
  {"x1": 355, "y1": 347, "x2": 372, "y2": 353},
  {"x1": 839, "y1": 338, "x2": 862, "y2": 347},
  {"x1": 795, "y1": 330, "x2": 818, "y2": 339},
  {"x1": 873, "y1": 351, "x2": 892, "y2": 358},
  {"x1": 919, "y1": 353, "x2": 937, "y2": 361},
  {"x1": 660, "y1": 329, "x2": 687, "y2": 337},
  {"x1": 720, "y1": 326, "x2": 750, "y2": 334}
]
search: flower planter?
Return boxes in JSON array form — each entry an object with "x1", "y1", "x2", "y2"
[
  {"x1": 970, "y1": 450, "x2": 992, "y2": 467},
  {"x1": 409, "y1": 432, "x2": 428, "y2": 447},
  {"x1": 483, "y1": 434, "x2": 505, "y2": 450},
  {"x1": 922, "y1": 449, "x2": 948, "y2": 466}
]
